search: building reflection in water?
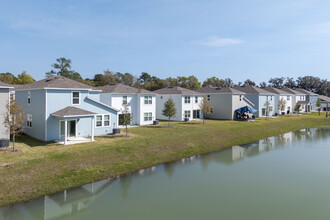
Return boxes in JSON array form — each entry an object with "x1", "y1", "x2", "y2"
[{"x1": 0, "y1": 128, "x2": 328, "y2": 220}]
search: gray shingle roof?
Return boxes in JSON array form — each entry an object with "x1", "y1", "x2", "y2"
[
  {"x1": 197, "y1": 85, "x2": 245, "y2": 94},
  {"x1": 96, "y1": 83, "x2": 155, "y2": 94},
  {"x1": 0, "y1": 81, "x2": 14, "y2": 88},
  {"x1": 319, "y1": 95, "x2": 330, "y2": 102},
  {"x1": 294, "y1": 88, "x2": 318, "y2": 95},
  {"x1": 233, "y1": 85, "x2": 274, "y2": 94},
  {"x1": 262, "y1": 87, "x2": 292, "y2": 95},
  {"x1": 297, "y1": 100, "x2": 310, "y2": 105},
  {"x1": 52, "y1": 107, "x2": 96, "y2": 117},
  {"x1": 280, "y1": 88, "x2": 305, "y2": 95},
  {"x1": 15, "y1": 76, "x2": 92, "y2": 90},
  {"x1": 154, "y1": 86, "x2": 201, "y2": 95}
]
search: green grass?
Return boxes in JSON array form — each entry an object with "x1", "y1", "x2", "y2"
[{"x1": 0, "y1": 112, "x2": 330, "y2": 206}]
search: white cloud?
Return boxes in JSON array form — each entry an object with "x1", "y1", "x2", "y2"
[{"x1": 198, "y1": 36, "x2": 244, "y2": 47}]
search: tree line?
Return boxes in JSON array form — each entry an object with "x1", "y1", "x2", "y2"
[{"x1": 1, "y1": 57, "x2": 329, "y2": 96}]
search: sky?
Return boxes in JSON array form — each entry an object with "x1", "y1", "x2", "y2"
[{"x1": 0, "y1": 0, "x2": 330, "y2": 84}]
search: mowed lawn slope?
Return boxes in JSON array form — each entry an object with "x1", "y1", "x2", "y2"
[{"x1": 1, "y1": 113, "x2": 330, "y2": 206}]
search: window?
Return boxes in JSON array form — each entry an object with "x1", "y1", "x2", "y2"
[
  {"x1": 123, "y1": 96, "x2": 128, "y2": 105},
  {"x1": 239, "y1": 95, "x2": 242, "y2": 101},
  {"x1": 184, "y1": 96, "x2": 190, "y2": 104},
  {"x1": 287, "y1": 96, "x2": 290, "y2": 101},
  {"x1": 266, "y1": 96, "x2": 268, "y2": 101},
  {"x1": 144, "y1": 112, "x2": 152, "y2": 121},
  {"x1": 27, "y1": 114, "x2": 32, "y2": 128},
  {"x1": 104, "y1": 115, "x2": 110, "y2": 126},
  {"x1": 184, "y1": 110, "x2": 191, "y2": 118},
  {"x1": 144, "y1": 96, "x2": 152, "y2": 104},
  {"x1": 27, "y1": 91, "x2": 31, "y2": 104},
  {"x1": 72, "y1": 92, "x2": 80, "y2": 105},
  {"x1": 96, "y1": 115, "x2": 102, "y2": 127},
  {"x1": 207, "y1": 95, "x2": 211, "y2": 101},
  {"x1": 195, "y1": 96, "x2": 198, "y2": 103},
  {"x1": 270, "y1": 96, "x2": 273, "y2": 101},
  {"x1": 262, "y1": 108, "x2": 266, "y2": 116}
]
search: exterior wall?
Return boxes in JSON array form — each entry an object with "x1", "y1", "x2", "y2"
[
  {"x1": 205, "y1": 94, "x2": 232, "y2": 120},
  {"x1": 307, "y1": 95, "x2": 318, "y2": 111},
  {"x1": 137, "y1": 95, "x2": 156, "y2": 125},
  {"x1": 258, "y1": 95, "x2": 275, "y2": 117},
  {"x1": 243, "y1": 94, "x2": 260, "y2": 116},
  {"x1": 274, "y1": 95, "x2": 292, "y2": 114},
  {"x1": 181, "y1": 95, "x2": 202, "y2": 121},
  {"x1": 0, "y1": 88, "x2": 10, "y2": 139},
  {"x1": 46, "y1": 90, "x2": 118, "y2": 141},
  {"x1": 232, "y1": 94, "x2": 253, "y2": 119},
  {"x1": 156, "y1": 94, "x2": 182, "y2": 121},
  {"x1": 100, "y1": 93, "x2": 156, "y2": 125},
  {"x1": 15, "y1": 90, "x2": 46, "y2": 141}
]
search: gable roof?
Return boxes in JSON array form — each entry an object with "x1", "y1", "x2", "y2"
[
  {"x1": 15, "y1": 76, "x2": 93, "y2": 91},
  {"x1": 52, "y1": 107, "x2": 96, "y2": 118},
  {"x1": 280, "y1": 88, "x2": 306, "y2": 95},
  {"x1": 0, "y1": 81, "x2": 14, "y2": 89},
  {"x1": 319, "y1": 95, "x2": 330, "y2": 102},
  {"x1": 85, "y1": 96, "x2": 119, "y2": 112},
  {"x1": 262, "y1": 87, "x2": 292, "y2": 95},
  {"x1": 233, "y1": 85, "x2": 274, "y2": 94},
  {"x1": 197, "y1": 85, "x2": 245, "y2": 94},
  {"x1": 154, "y1": 86, "x2": 201, "y2": 95},
  {"x1": 294, "y1": 88, "x2": 318, "y2": 96},
  {"x1": 97, "y1": 83, "x2": 155, "y2": 94}
]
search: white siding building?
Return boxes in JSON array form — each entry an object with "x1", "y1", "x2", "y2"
[
  {"x1": 280, "y1": 88, "x2": 310, "y2": 113},
  {"x1": 197, "y1": 85, "x2": 254, "y2": 120},
  {"x1": 262, "y1": 87, "x2": 293, "y2": 115},
  {"x1": 0, "y1": 82, "x2": 14, "y2": 140},
  {"x1": 154, "y1": 86, "x2": 203, "y2": 121},
  {"x1": 98, "y1": 83, "x2": 156, "y2": 126}
]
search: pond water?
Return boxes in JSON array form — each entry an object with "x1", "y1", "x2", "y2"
[{"x1": 1, "y1": 128, "x2": 330, "y2": 220}]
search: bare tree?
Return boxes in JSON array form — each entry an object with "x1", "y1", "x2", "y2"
[
  {"x1": 4, "y1": 98, "x2": 26, "y2": 152},
  {"x1": 199, "y1": 96, "x2": 212, "y2": 124},
  {"x1": 264, "y1": 100, "x2": 273, "y2": 119},
  {"x1": 121, "y1": 104, "x2": 132, "y2": 137},
  {"x1": 278, "y1": 98, "x2": 287, "y2": 114}
]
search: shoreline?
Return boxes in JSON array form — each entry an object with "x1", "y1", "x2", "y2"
[{"x1": 1, "y1": 113, "x2": 330, "y2": 207}]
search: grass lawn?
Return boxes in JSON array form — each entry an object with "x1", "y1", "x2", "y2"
[{"x1": 0, "y1": 112, "x2": 330, "y2": 206}]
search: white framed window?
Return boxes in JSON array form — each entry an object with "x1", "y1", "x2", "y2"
[
  {"x1": 287, "y1": 96, "x2": 290, "y2": 101},
  {"x1": 72, "y1": 92, "x2": 80, "y2": 105},
  {"x1": 195, "y1": 96, "x2": 198, "y2": 103},
  {"x1": 270, "y1": 96, "x2": 273, "y2": 101},
  {"x1": 144, "y1": 112, "x2": 152, "y2": 121},
  {"x1": 184, "y1": 110, "x2": 191, "y2": 118},
  {"x1": 96, "y1": 115, "x2": 110, "y2": 127},
  {"x1": 123, "y1": 96, "x2": 128, "y2": 105},
  {"x1": 27, "y1": 114, "x2": 32, "y2": 128},
  {"x1": 27, "y1": 91, "x2": 31, "y2": 104},
  {"x1": 184, "y1": 96, "x2": 190, "y2": 104},
  {"x1": 104, "y1": 115, "x2": 110, "y2": 126},
  {"x1": 207, "y1": 95, "x2": 211, "y2": 101},
  {"x1": 96, "y1": 115, "x2": 103, "y2": 127},
  {"x1": 144, "y1": 96, "x2": 152, "y2": 104}
]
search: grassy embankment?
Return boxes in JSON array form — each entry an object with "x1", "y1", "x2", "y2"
[{"x1": 0, "y1": 112, "x2": 330, "y2": 207}]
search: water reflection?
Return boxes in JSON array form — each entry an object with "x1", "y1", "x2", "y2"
[{"x1": 1, "y1": 128, "x2": 329, "y2": 220}]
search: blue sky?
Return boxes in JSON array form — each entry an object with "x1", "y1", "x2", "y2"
[{"x1": 1, "y1": 0, "x2": 330, "y2": 83}]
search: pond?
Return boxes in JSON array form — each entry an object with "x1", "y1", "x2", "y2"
[{"x1": 1, "y1": 128, "x2": 330, "y2": 220}]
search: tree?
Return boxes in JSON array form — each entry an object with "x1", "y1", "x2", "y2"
[
  {"x1": 259, "y1": 81, "x2": 267, "y2": 88},
  {"x1": 294, "y1": 103, "x2": 302, "y2": 115},
  {"x1": 316, "y1": 97, "x2": 322, "y2": 116},
  {"x1": 45, "y1": 57, "x2": 81, "y2": 80},
  {"x1": 278, "y1": 98, "x2": 287, "y2": 114},
  {"x1": 264, "y1": 100, "x2": 273, "y2": 119},
  {"x1": 15, "y1": 71, "x2": 35, "y2": 84},
  {"x1": 0, "y1": 72, "x2": 16, "y2": 84},
  {"x1": 162, "y1": 98, "x2": 176, "y2": 127},
  {"x1": 283, "y1": 77, "x2": 296, "y2": 88},
  {"x1": 243, "y1": 79, "x2": 256, "y2": 86},
  {"x1": 121, "y1": 104, "x2": 132, "y2": 137},
  {"x1": 139, "y1": 72, "x2": 152, "y2": 83},
  {"x1": 199, "y1": 96, "x2": 212, "y2": 124},
  {"x1": 177, "y1": 75, "x2": 201, "y2": 90},
  {"x1": 4, "y1": 98, "x2": 26, "y2": 152},
  {"x1": 268, "y1": 77, "x2": 285, "y2": 88}
]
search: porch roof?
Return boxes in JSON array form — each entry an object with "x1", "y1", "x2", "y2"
[
  {"x1": 52, "y1": 106, "x2": 96, "y2": 118},
  {"x1": 297, "y1": 101, "x2": 310, "y2": 105}
]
